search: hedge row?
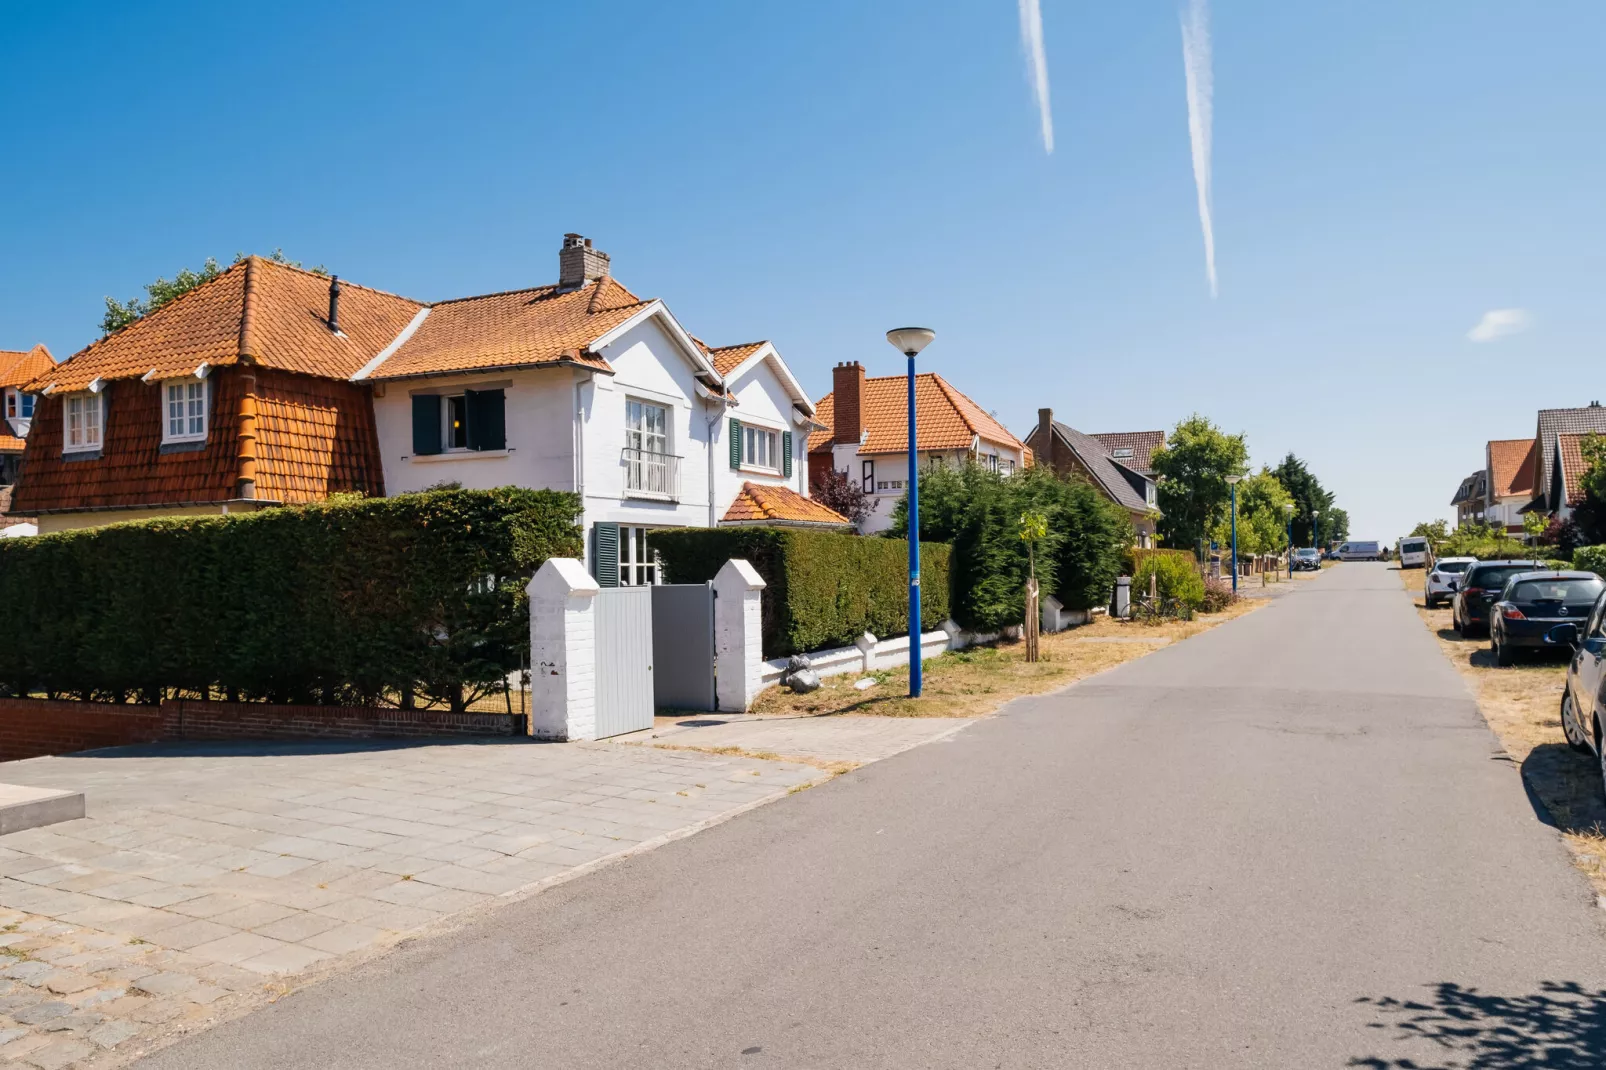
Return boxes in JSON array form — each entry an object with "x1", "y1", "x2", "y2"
[
  {"x1": 0, "y1": 488, "x2": 582, "y2": 708},
  {"x1": 649, "y1": 528, "x2": 950, "y2": 658},
  {"x1": 1572, "y1": 545, "x2": 1606, "y2": 577}
]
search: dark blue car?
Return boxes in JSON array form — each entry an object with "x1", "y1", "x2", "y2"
[{"x1": 1489, "y1": 570, "x2": 1606, "y2": 665}]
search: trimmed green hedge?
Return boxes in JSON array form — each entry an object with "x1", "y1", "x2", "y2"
[
  {"x1": 649, "y1": 528, "x2": 950, "y2": 658},
  {"x1": 0, "y1": 488, "x2": 581, "y2": 708},
  {"x1": 1572, "y1": 545, "x2": 1606, "y2": 577}
]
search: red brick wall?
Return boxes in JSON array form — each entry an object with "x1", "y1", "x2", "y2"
[
  {"x1": 0, "y1": 697, "x2": 524, "y2": 763},
  {"x1": 0, "y1": 698, "x2": 165, "y2": 762}
]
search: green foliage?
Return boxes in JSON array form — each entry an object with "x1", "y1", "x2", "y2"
[
  {"x1": 1271, "y1": 453, "x2": 1336, "y2": 547},
  {"x1": 1133, "y1": 552, "x2": 1207, "y2": 610},
  {"x1": 0, "y1": 488, "x2": 580, "y2": 709},
  {"x1": 1436, "y1": 522, "x2": 1534, "y2": 562},
  {"x1": 101, "y1": 250, "x2": 327, "y2": 335},
  {"x1": 1153, "y1": 415, "x2": 1249, "y2": 551},
  {"x1": 1522, "y1": 511, "x2": 1549, "y2": 540},
  {"x1": 1210, "y1": 470, "x2": 1294, "y2": 556},
  {"x1": 1410, "y1": 519, "x2": 1452, "y2": 548},
  {"x1": 1571, "y1": 545, "x2": 1606, "y2": 578},
  {"x1": 648, "y1": 528, "x2": 949, "y2": 658}
]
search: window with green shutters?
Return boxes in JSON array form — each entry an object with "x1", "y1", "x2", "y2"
[
  {"x1": 782, "y1": 431, "x2": 793, "y2": 477},
  {"x1": 592, "y1": 522, "x2": 620, "y2": 588},
  {"x1": 729, "y1": 418, "x2": 742, "y2": 469},
  {"x1": 412, "y1": 395, "x2": 442, "y2": 455},
  {"x1": 411, "y1": 389, "x2": 505, "y2": 455}
]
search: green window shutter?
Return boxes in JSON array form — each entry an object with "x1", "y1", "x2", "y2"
[
  {"x1": 464, "y1": 388, "x2": 505, "y2": 451},
  {"x1": 592, "y1": 523, "x2": 620, "y2": 588},
  {"x1": 782, "y1": 431, "x2": 793, "y2": 478},
  {"x1": 412, "y1": 395, "x2": 442, "y2": 455},
  {"x1": 728, "y1": 419, "x2": 742, "y2": 469}
]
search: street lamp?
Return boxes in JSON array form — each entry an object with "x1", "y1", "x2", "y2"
[
  {"x1": 1226, "y1": 475, "x2": 1242, "y2": 594},
  {"x1": 1312, "y1": 510, "x2": 1321, "y2": 560},
  {"x1": 886, "y1": 327, "x2": 935, "y2": 698},
  {"x1": 1283, "y1": 502, "x2": 1295, "y2": 578}
]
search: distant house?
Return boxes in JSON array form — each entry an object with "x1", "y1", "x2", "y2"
[
  {"x1": 14, "y1": 236, "x2": 834, "y2": 576},
  {"x1": 1023, "y1": 409, "x2": 1160, "y2": 547},
  {"x1": 808, "y1": 362, "x2": 1029, "y2": 534},
  {"x1": 1090, "y1": 430, "x2": 1164, "y2": 479},
  {"x1": 1519, "y1": 403, "x2": 1606, "y2": 522},
  {"x1": 1450, "y1": 469, "x2": 1487, "y2": 528},
  {"x1": 1483, "y1": 438, "x2": 1537, "y2": 534},
  {"x1": 0, "y1": 344, "x2": 53, "y2": 491}
]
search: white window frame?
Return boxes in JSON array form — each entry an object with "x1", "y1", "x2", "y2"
[
  {"x1": 63, "y1": 392, "x2": 103, "y2": 454},
  {"x1": 3, "y1": 391, "x2": 13, "y2": 420},
  {"x1": 625, "y1": 397, "x2": 670, "y2": 457},
  {"x1": 19, "y1": 392, "x2": 33, "y2": 419},
  {"x1": 739, "y1": 422, "x2": 781, "y2": 472},
  {"x1": 161, "y1": 378, "x2": 209, "y2": 444},
  {"x1": 618, "y1": 525, "x2": 660, "y2": 586}
]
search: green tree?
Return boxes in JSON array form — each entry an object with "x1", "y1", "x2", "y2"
[
  {"x1": 1521, "y1": 511, "x2": 1548, "y2": 541},
  {"x1": 1320, "y1": 506, "x2": 1351, "y2": 545},
  {"x1": 1409, "y1": 519, "x2": 1452, "y2": 549},
  {"x1": 1212, "y1": 470, "x2": 1294, "y2": 556},
  {"x1": 1272, "y1": 453, "x2": 1337, "y2": 547},
  {"x1": 1151, "y1": 415, "x2": 1249, "y2": 552},
  {"x1": 101, "y1": 249, "x2": 325, "y2": 335}
]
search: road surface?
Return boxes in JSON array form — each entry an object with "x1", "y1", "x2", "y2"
[{"x1": 137, "y1": 563, "x2": 1606, "y2": 1068}]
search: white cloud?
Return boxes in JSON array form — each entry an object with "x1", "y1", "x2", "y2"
[
  {"x1": 1180, "y1": 0, "x2": 1216, "y2": 297},
  {"x1": 1467, "y1": 308, "x2": 1531, "y2": 342},
  {"x1": 1017, "y1": 0, "x2": 1054, "y2": 154}
]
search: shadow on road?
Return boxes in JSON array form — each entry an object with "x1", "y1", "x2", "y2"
[{"x1": 1350, "y1": 981, "x2": 1606, "y2": 1068}]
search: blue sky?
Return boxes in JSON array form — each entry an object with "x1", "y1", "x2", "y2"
[{"x1": 4, "y1": 1, "x2": 1603, "y2": 541}]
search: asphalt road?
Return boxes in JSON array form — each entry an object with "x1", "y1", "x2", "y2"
[{"x1": 137, "y1": 564, "x2": 1606, "y2": 1068}]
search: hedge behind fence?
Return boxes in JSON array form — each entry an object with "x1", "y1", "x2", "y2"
[
  {"x1": 0, "y1": 487, "x2": 582, "y2": 708},
  {"x1": 649, "y1": 528, "x2": 950, "y2": 658}
]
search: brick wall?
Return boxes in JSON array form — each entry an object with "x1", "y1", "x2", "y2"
[{"x1": 0, "y1": 697, "x2": 525, "y2": 763}]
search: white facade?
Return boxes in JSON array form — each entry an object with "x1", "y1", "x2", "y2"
[{"x1": 371, "y1": 315, "x2": 815, "y2": 580}]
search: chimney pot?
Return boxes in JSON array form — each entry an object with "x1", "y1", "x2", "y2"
[
  {"x1": 559, "y1": 233, "x2": 610, "y2": 289},
  {"x1": 327, "y1": 275, "x2": 342, "y2": 334}
]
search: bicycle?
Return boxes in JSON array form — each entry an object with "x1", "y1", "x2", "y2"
[{"x1": 1131, "y1": 593, "x2": 1193, "y2": 623}]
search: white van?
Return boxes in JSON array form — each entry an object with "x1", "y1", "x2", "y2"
[
  {"x1": 1397, "y1": 537, "x2": 1430, "y2": 569},
  {"x1": 1337, "y1": 541, "x2": 1382, "y2": 561}
]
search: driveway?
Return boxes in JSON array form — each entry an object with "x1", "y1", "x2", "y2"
[{"x1": 136, "y1": 563, "x2": 1606, "y2": 1068}]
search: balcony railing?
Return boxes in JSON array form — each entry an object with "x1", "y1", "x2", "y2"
[{"x1": 621, "y1": 448, "x2": 681, "y2": 501}]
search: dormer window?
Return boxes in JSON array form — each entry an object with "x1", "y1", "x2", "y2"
[
  {"x1": 1113, "y1": 447, "x2": 1134, "y2": 460},
  {"x1": 162, "y1": 379, "x2": 208, "y2": 443},
  {"x1": 64, "y1": 393, "x2": 103, "y2": 453},
  {"x1": 19, "y1": 394, "x2": 32, "y2": 419},
  {"x1": 4, "y1": 391, "x2": 13, "y2": 419}
]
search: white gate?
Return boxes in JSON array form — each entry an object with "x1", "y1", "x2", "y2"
[{"x1": 594, "y1": 586, "x2": 654, "y2": 738}]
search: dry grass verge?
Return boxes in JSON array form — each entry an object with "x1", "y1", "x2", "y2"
[
  {"x1": 1396, "y1": 566, "x2": 1606, "y2": 896},
  {"x1": 751, "y1": 597, "x2": 1265, "y2": 720}
]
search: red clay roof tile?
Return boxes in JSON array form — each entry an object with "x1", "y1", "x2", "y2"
[
  {"x1": 807, "y1": 373, "x2": 1024, "y2": 457},
  {"x1": 721, "y1": 482, "x2": 848, "y2": 526}
]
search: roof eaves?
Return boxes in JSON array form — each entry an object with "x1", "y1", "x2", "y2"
[{"x1": 364, "y1": 355, "x2": 615, "y2": 384}]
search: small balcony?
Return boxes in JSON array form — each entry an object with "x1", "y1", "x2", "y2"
[{"x1": 621, "y1": 448, "x2": 681, "y2": 502}]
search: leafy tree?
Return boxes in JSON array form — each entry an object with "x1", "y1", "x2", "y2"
[
  {"x1": 1523, "y1": 511, "x2": 1549, "y2": 541},
  {"x1": 1211, "y1": 470, "x2": 1294, "y2": 556},
  {"x1": 101, "y1": 249, "x2": 326, "y2": 335},
  {"x1": 809, "y1": 467, "x2": 870, "y2": 527},
  {"x1": 1152, "y1": 415, "x2": 1248, "y2": 552},
  {"x1": 1272, "y1": 453, "x2": 1337, "y2": 547},
  {"x1": 1320, "y1": 506, "x2": 1351, "y2": 545},
  {"x1": 1410, "y1": 519, "x2": 1452, "y2": 549}
]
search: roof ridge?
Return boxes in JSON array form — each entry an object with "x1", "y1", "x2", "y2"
[
  {"x1": 238, "y1": 256, "x2": 260, "y2": 360},
  {"x1": 925, "y1": 374, "x2": 979, "y2": 437},
  {"x1": 249, "y1": 256, "x2": 428, "y2": 307},
  {"x1": 709, "y1": 340, "x2": 767, "y2": 352}
]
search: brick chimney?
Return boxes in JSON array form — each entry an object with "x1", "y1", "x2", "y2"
[
  {"x1": 558, "y1": 233, "x2": 610, "y2": 290},
  {"x1": 832, "y1": 362, "x2": 866, "y2": 446},
  {"x1": 1037, "y1": 408, "x2": 1053, "y2": 446}
]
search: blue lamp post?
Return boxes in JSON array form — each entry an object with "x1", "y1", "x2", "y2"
[
  {"x1": 1313, "y1": 510, "x2": 1321, "y2": 560},
  {"x1": 1284, "y1": 502, "x2": 1295, "y2": 578},
  {"x1": 886, "y1": 327, "x2": 936, "y2": 699},
  {"x1": 1226, "y1": 474, "x2": 1242, "y2": 594}
]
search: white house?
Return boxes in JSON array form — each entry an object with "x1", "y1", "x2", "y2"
[
  {"x1": 807, "y1": 361, "x2": 1031, "y2": 534},
  {"x1": 361, "y1": 235, "x2": 839, "y2": 584}
]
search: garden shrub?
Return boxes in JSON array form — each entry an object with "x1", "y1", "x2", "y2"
[
  {"x1": 649, "y1": 528, "x2": 949, "y2": 658},
  {"x1": 0, "y1": 487, "x2": 581, "y2": 708},
  {"x1": 1133, "y1": 552, "x2": 1207, "y2": 610},
  {"x1": 1200, "y1": 574, "x2": 1237, "y2": 613},
  {"x1": 1572, "y1": 545, "x2": 1606, "y2": 578}
]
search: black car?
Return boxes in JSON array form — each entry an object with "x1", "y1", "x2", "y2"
[
  {"x1": 1451, "y1": 559, "x2": 1548, "y2": 638},
  {"x1": 1489, "y1": 571, "x2": 1606, "y2": 665},
  {"x1": 1546, "y1": 593, "x2": 1606, "y2": 800}
]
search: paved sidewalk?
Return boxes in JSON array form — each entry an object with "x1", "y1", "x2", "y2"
[
  {"x1": 614, "y1": 714, "x2": 979, "y2": 768},
  {"x1": 0, "y1": 739, "x2": 819, "y2": 1067}
]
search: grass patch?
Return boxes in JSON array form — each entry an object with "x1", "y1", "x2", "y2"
[
  {"x1": 1396, "y1": 567, "x2": 1606, "y2": 895},
  {"x1": 751, "y1": 598, "x2": 1265, "y2": 720}
]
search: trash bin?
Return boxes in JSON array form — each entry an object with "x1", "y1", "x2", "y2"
[{"x1": 1114, "y1": 576, "x2": 1131, "y2": 619}]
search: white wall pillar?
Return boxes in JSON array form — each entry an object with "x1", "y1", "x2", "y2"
[
  {"x1": 714, "y1": 559, "x2": 766, "y2": 713},
  {"x1": 854, "y1": 632, "x2": 878, "y2": 673},
  {"x1": 527, "y1": 558, "x2": 601, "y2": 741}
]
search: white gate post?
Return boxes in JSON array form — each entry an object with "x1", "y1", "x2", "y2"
[
  {"x1": 527, "y1": 558, "x2": 600, "y2": 741},
  {"x1": 714, "y1": 559, "x2": 766, "y2": 713}
]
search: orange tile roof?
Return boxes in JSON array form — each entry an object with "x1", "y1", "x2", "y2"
[
  {"x1": 34, "y1": 259, "x2": 424, "y2": 394},
  {"x1": 1487, "y1": 438, "x2": 1537, "y2": 498},
  {"x1": 365, "y1": 276, "x2": 645, "y2": 380},
  {"x1": 721, "y1": 482, "x2": 848, "y2": 526},
  {"x1": 807, "y1": 373, "x2": 1025, "y2": 457},
  {"x1": 0, "y1": 345, "x2": 55, "y2": 390},
  {"x1": 0, "y1": 434, "x2": 25, "y2": 453},
  {"x1": 708, "y1": 342, "x2": 766, "y2": 377},
  {"x1": 1558, "y1": 433, "x2": 1590, "y2": 506}
]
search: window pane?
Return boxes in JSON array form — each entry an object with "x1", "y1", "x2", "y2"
[
  {"x1": 20, "y1": 395, "x2": 32, "y2": 418},
  {"x1": 445, "y1": 396, "x2": 468, "y2": 449},
  {"x1": 86, "y1": 397, "x2": 100, "y2": 445}
]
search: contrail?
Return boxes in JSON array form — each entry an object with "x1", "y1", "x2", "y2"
[
  {"x1": 1018, "y1": 0, "x2": 1053, "y2": 153},
  {"x1": 1180, "y1": 0, "x2": 1216, "y2": 296}
]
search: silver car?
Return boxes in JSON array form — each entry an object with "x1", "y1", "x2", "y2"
[{"x1": 1424, "y1": 556, "x2": 1476, "y2": 608}]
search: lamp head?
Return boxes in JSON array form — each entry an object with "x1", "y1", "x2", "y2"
[
  {"x1": 1283, "y1": 503, "x2": 1295, "y2": 517},
  {"x1": 885, "y1": 327, "x2": 936, "y2": 357},
  {"x1": 1225, "y1": 474, "x2": 1242, "y2": 486}
]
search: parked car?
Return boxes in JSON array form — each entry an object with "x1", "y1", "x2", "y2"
[
  {"x1": 1489, "y1": 571, "x2": 1606, "y2": 666},
  {"x1": 1337, "y1": 541, "x2": 1383, "y2": 561},
  {"x1": 1546, "y1": 594, "x2": 1606, "y2": 799},
  {"x1": 1451, "y1": 559, "x2": 1548, "y2": 637},
  {"x1": 1397, "y1": 537, "x2": 1430, "y2": 569},
  {"x1": 1423, "y1": 556, "x2": 1476, "y2": 608},
  {"x1": 1292, "y1": 547, "x2": 1322, "y2": 572}
]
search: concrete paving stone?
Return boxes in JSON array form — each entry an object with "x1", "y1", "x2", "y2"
[
  {"x1": 203, "y1": 871, "x2": 301, "y2": 899},
  {"x1": 281, "y1": 862, "x2": 360, "y2": 888},
  {"x1": 131, "y1": 999, "x2": 184, "y2": 1024},
  {"x1": 165, "y1": 893, "x2": 250, "y2": 920},
  {"x1": 237, "y1": 942, "x2": 335, "y2": 976},
  {"x1": 239, "y1": 854, "x2": 317, "y2": 879},
  {"x1": 0, "y1": 991, "x2": 45, "y2": 1013},
  {"x1": 55, "y1": 952, "x2": 123, "y2": 972},
  {"x1": 69, "y1": 987, "x2": 126, "y2": 1009},
  {"x1": 41, "y1": 972, "x2": 96, "y2": 995},
  {"x1": 249, "y1": 885, "x2": 347, "y2": 913},
  {"x1": 43, "y1": 1011, "x2": 104, "y2": 1033},
  {"x1": 147, "y1": 919, "x2": 236, "y2": 952},
  {"x1": 399, "y1": 825, "x2": 487, "y2": 846},
  {"x1": 0, "y1": 1031, "x2": 52, "y2": 1059},
  {"x1": 98, "y1": 964, "x2": 158, "y2": 985},
  {"x1": 127, "y1": 886, "x2": 208, "y2": 909},
  {"x1": 302, "y1": 827, "x2": 402, "y2": 850},
  {"x1": 87, "y1": 877, "x2": 169, "y2": 902},
  {"x1": 322, "y1": 870, "x2": 403, "y2": 897},
  {"x1": 27, "y1": 946, "x2": 77, "y2": 964},
  {"x1": 94, "y1": 995, "x2": 149, "y2": 1016},
  {"x1": 411, "y1": 888, "x2": 492, "y2": 913},
  {"x1": 461, "y1": 832, "x2": 556, "y2": 855},
  {"x1": 57, "y1": 900, "x2": 154, "y2": 930},
  {"x1": 207, "y1": 902, "x2": 297, "y2": 932},
  {"x1": 88, "y1": 1020, "x2": 139, "y2": 1049},
  {"x1": 141, "y1": 863, "x2": 227, "y2": 886},
  {"x1": 406, "y1": 843, "x2": 504, "y2": 866},
  {"x1": 130, "y1": 972, "x2": 196, "y2": 997},
  {"x1": 365, "y1": 880, "x2": 439, "y2": 907},
  {"x1": 3, "y1": 961, "x2": 56, "y2": 982},
  {"x1": 179, "y1": 983, "x2": 229, "y2": 1005},
  {"x1": 308, "y1": 897, "x2": 387, "y2": 924},
  {"x1": 299, "y1": 923, "x2": 387, "y2": 956},
  {"x1": 12, "y1": 1000, "x2": 73, "y2": 1024},
  {"x1": 350, "y1": 904, "x2": 442, "y2": 933},
  {"x1": 111, "y1": 908, "x2": 191, "y2": 939},
  {"x1": 20, "y1": 1037, "x2": 93, "y2": 1069},
  {"x1": 186, "y1": 933, "x2": 287, "y2": 967},
  {"x1": 0, "y1": 1026, "x2": 24, "y2": 1045},
  {"x1": 250, "y1": 912, "x2": 342, "y2": 943},
  {"x1": 468, "y1": 856, "x2": 568, "y2": 885}
]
